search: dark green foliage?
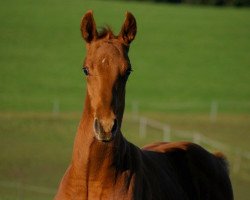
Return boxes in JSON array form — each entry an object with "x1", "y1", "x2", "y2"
[{"x1": 123, "y1": 0, "x2": 250, "y2": 6}]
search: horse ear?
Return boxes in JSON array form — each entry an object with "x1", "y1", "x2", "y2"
[
  {"x1": 81, "y1": 10, "x2": 97, "y2": 43},
  {"x1": 119, "y1": 12, "x2": 137, "y2": 45}
]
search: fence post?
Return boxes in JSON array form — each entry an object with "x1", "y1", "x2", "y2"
[
  {"x1": 233, "y1": 150, "x2": 242, "y2": 174},
  {"x1": 163, "y1": 125, "x2": 171, "y2": 142},
  {"x1": 132, "y1": 101, "x2": 139, "y2": 120},
  {"x1": 53, "y1": 99, "x2": 60, "y2": 116},
  {"x1": 139, "y1": 117, "x2": 147, "y2": 138},
  {"x1": 17, "y1": 182, "x2": 22, "y2": 200},
  {"x1": 210, "y1": 100, "x2": 218, "y2": 123},
  {"x1": 193, "y1": 133, "x2": 201, "y2": 145}
]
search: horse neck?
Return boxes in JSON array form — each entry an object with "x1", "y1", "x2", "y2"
[{"x1": 71, "y1": 93, "x2": 128, "y2": 182}]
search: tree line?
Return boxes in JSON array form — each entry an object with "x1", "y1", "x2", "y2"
[{"x1": 123, "y1": 0, "x2": 250, "y2": 6}]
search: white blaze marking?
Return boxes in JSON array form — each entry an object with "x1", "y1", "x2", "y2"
[{"x1": 102, "y1": 58, "x2": 106, "y2": 64}]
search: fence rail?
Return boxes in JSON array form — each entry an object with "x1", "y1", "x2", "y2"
[
  {"x1": 133, "y1": 115, "x2": 250, "y2": 180},
  {"x1": 0, "y1": 180, "x2": 56, "y2": 195},
  {"x1": 1, "y1": 113, "x2": 249, "y2": 197}
]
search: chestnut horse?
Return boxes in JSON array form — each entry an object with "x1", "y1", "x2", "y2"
[{"x1": 54, "y1": 11, "x2": 233, "y2": 200}]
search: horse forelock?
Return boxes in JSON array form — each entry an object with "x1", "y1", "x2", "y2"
[{"x1": 97, "y1": 27, "x2": 115, "y2": 40}]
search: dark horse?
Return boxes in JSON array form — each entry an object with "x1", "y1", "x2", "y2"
[{"x1": 54, "y1": 11, "x2": 233, "y2": 200}]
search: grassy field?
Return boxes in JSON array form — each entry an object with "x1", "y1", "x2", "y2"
[
  {"x1": 0, "y1": 0, "x2": 250, "y2": 199},
  {"x1": 0, "y1": 0, "x2": 250, "y2": 112},
  {"x1": 0, "y1": 112, "x2": 250, "y2": 200}
]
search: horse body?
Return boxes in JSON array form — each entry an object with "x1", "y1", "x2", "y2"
[
  {"x1": 141, "y1": 142, "x2": 232, "y2": 200},
  {"x1": 54, "y1": 11, "x2": 233, "y2": 200}
]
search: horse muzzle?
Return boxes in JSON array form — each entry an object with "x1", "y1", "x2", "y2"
[{"x1": 94, "y1": 118, "x2": 118, "y2": 142}]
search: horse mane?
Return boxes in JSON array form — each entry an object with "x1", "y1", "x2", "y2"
[{"x1": 113, "y1": 134, "x2": 138, "y2": 190}]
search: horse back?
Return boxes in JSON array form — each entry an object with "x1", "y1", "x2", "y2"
[{"x1": 141, "y1": 141, "x2": 233, "y2": 200}]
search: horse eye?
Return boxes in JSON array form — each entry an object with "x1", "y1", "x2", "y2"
[{"x1": 82, "y1": 67, "x2": 89, "y2": 76}]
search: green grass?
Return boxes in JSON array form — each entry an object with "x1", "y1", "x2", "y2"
[
  {"x1": 0, "y1": 112, "x2": 249, "y2": 199},
  {"x1": 0, "y1": 0, "x2": 250, "y2": 199},
  {"x1": 0, "y1": 0, "x2": 250, "y2": 113}
]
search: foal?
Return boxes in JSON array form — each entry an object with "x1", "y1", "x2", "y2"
[{"x1": 54, "y1": 11, "x2": 233, "y2": 200}]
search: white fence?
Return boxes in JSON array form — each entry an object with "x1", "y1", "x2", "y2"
[
  {"x1": 1, "y1": 104, "x2": 249, "y2": 197},
  {"x1": 0, "y1": 180, "x2": 56, "y2": 197},
  {"x1": 133, "y1": 115, "x2": 250, "y2": 180}
]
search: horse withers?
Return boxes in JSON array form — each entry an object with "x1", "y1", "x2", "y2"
[{"x1": 54, "y1": 11, "x2": 233, "y2": 200}]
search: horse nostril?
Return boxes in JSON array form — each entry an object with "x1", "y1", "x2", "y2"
[
  {"x1": 94, "y1": 118, "x2": 101, "y2": 134},
  {"x1": 111, "y1": 119, "x2": 118, "y2": 133},
  {"x1": 94, "y1": 118, "x2": 117, "y2": 135},
  {"x1": 94, "y1": 118, "x2": 117, "y2": 142}
]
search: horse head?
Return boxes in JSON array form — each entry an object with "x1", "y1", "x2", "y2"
[{"x1": 80, "y1": 10, "x2": 137, "y2": 142}]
